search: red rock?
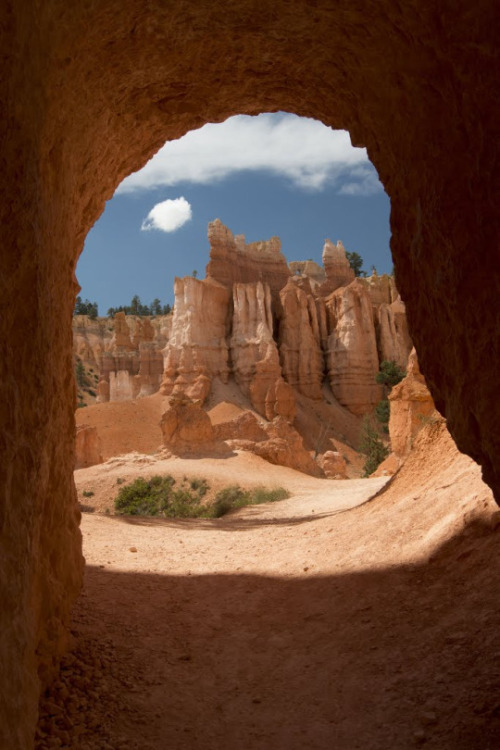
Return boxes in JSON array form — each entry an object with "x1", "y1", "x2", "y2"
[{"x1": 74, "y1": 425, "x2": 103, "y2": 469}]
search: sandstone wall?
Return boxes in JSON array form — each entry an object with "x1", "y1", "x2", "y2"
[
  {"x1": 389, "y1": 349, "x2": 436, "y2": 459},
  {"x1": 325, "y1": 280, "x2": 383, "y2": 415},
  {"x1": 161, "y1": 276, "x2": 231, "y2": 403},
  {"x1": 1, "y1": 2, "x2": 497, "y2": 746},
  {"x1": 96, "y1": 313, "x2": 170, "y2": 403},
  {"x1": 206, "y1": 219, "x2": 291, "y2": 300},
  {"x1": 376, "y1": 297, "x2": 413, "y2": 370},
  {"x1": 318, "y1": 239, "x2": 355, "y2": 295},
  {"x1": 230, "y1": 282, "x2": 296, "y2": 421},
  {"x1": 279, "y1": 279, "x2": 324, "y2": 400}
]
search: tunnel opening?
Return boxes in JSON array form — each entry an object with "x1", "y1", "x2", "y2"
[
  {"x1": 72, "y1": 112, "x2": 404, "y2": 487},
  {"x1": 1, "y1": 4, "x2": 498, "y2": 748}
]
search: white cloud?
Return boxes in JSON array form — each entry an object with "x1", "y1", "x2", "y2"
[
  {"x1": 141, "y1": 197, "x2": 192, "y2": 233},
  {"x1": 119, "y1": 113, "x2": 381, "y2": 196}
]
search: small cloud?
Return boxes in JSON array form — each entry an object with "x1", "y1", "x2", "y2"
[{"x1": 141, "y1": 197, "x2": 192, "y2": 233}]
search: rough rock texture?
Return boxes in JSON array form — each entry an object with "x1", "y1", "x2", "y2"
[
  {"x1": 161, "y1": 277, "x2": 230, "y2": 403},
  {"x1": 73, "y1": 316, "x2": 111, "y2": 369},
  {"x1": 279, "y1": 279, "x2": 324, "y2": 400},
  {"x1": 289, "y1": 260, "x2": 326, "y2": 289},
  {"x1": 389, "y1": 349, "x2": 437, "y2": 460},
  {"x1": 111, "y1": 312, "x2": 134, "y2": 350},
  {"x1": 75, "y1": 425, "x2": 103, "y2": 469},
  {"x1": 230, "y1": 282, "x2": 296, "y2": 421},
  {"x1": 252, "y1": 418, "x2": 323, "y2": 477},
  {"x1": 325, "y1": 280, "x2": 383, "y2": 414},
  {"x1": 376, "y1": 296, "x2": 413, "y2": 370},
  {"x1": 87, "y1": 313, "x2": 169, "y2": 403},
  {"x1": 0, "y1": 4, "x2": 497, "y2": 746},
  {"x1": 212, "y1": 411, "x2": 268, "y2": 443},
  {"x1": 222, "y1": 415, "x2": 323, "y2": 477},
  {"x1": 206, "y1": 220, "x2": 291, "y2": 300},
  {"x1": 319, "y1": 239, "x2": 355, "y2": 295},
  {"x1": 160, "y1": 397, "x2": 215, "y2": 454},
  {"x1": 161, "y1": 227, "x2": 409, "y2": 421},
  {"x1": 360, "y1": 273, "x2": 397, "y2": 307},
  {"x1": 73, "y1": 314, "x2": 171, "y2": 376},
  {"x1": 318, "y1": 450, "x2": 348, "y2": 479}
]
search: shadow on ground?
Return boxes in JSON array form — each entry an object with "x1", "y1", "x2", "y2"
[{"x1": 37, "y1": 522, "x2": 500, "y2": 750}]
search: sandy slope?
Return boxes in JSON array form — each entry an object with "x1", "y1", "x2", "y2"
[{"x1": 37, "y1": 422, "x2": 500, "y2": 750}]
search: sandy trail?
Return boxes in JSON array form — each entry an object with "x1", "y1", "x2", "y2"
[{"x1": 37, "y1": 424, "x2": 500, "y2": 749}]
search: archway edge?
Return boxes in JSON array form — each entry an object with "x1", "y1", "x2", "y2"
[{"x1": 0, "y1": 1, "x2": 498, "y2": 746}]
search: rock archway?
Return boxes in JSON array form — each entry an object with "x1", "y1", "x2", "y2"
[{"x1": 0, "y1": 1, "x2": 498, "y2": 746}]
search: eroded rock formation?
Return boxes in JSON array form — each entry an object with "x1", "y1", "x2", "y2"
[
  {"x1": 96, "y1": 313, "x2": 167, "y2": 402},
  {"x1": 279, "y1": 279, "x2": 324, "y2": 400},
  {"x1": 1, "y1": 5, "x2": 496, "y2": 746},
  {"x1": 319, "y1": 239, "x2": 355, "y2": 295},
  {"x1": 206, "y1": 219, "x2": 290, "y2": 299},
  {"x1": 389, "y1": 349, "x2": 437, "y2": 460},
  {"x1": 325, "y1": 280, "x2": 383, "y2": 415},
  {"x1": 161, "y1": 223, "x2": 410, "y2": 421},
  {"x1": 160, "y1": 276, "x2": 231, "y2": 402},
  {"x1": 160, "y1": 396, "x2": 215, "y2": 454}
]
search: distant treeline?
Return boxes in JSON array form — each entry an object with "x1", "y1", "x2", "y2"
[{"x1": 74, "y1": 295, "x2": 172, "y2": 319}]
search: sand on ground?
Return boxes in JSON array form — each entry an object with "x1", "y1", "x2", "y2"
[{"x1": 37, "y1": 422, "x2": 500, "y2": 750}]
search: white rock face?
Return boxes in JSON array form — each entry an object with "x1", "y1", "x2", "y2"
[
  {"x1": 229, "y1": 282, "x2": 296, "y2": 420},
  {"x1": 161, "y1": 276, "x2": 231, "y2": 402},
  {"x1": 325, "y1": 280, "x2": 383, "y2": 415},
  {"x1": 376, "y1": 296, "x2": 413, "y2": 369},
  {"x1": 279, "y1": 279, "x2": 324, "y2": 400},
  {"x1": 109, "y1": 370, "x2": 136, "y2": 401}
]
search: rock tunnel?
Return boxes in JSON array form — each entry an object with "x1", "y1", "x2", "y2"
[{"x1": 0, "y1": 1, "x2": 498, "y2": 746}]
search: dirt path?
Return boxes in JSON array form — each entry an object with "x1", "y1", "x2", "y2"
[{"x1": 37, "y1": 426, "x2": 500, "y2": 749}]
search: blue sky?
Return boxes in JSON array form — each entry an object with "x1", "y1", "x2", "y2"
[{"x1": 77, "y1": 113, "x2": 391, "y2": 313}]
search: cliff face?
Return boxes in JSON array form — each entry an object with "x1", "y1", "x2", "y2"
[
  {"x1": 73, "y1": 221, "x2": 411, "y2": 422},
  {"x1": 73, "y1": 313, "x2": 170, "y2": 405},
  {"x1": 159, "y1": 221, "x2": 412, "y2": 421},
  {"x1": 205, "y1": 219, "x2": 291, "y2": 304},
  {"x1": 389, "y1": 349, "x2": 436, "y2": 459},
  {"x1": 160, "y1": 277, "x2": 231, "y2": 402},
  {"x1": 325, "y1": 280, "x2": 383, "y2": 415},
  {"x1": 279, "y1": 279, "x2": 324, "y2": 400}
]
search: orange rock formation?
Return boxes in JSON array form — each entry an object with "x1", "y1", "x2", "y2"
[{"x1": 0, "y1": 5, "x2": 497, "y2": 746}]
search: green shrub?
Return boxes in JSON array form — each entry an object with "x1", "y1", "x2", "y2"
[
  {"x1": 189, "y1": 477, "x2": 209, "y2": 496},
  {"x1": 211, "y1": 485, "x2": 289, "y2": 518},
  {"x1": 114, "y1": 475, "x2": 208, "y2": 518},
  {"x1": 375, "y1": 399, "x2": 390, "y2": 433},
  {"x1": 114, "y1": 476, "x2": 289, "y2": 518},
  {"x1": 359, "y1": 418, "x2": 389, "y2": 477},
  {"x1": 82, "y1": 490, "x2": 94, "y2": 498},
  {"x1": 376, "y1": 360, "x2": 406, "y2": 390}
]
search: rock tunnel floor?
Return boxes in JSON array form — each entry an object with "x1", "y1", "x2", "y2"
[{"x1": 36, "y1": 452, "x2": 500, "y2": 750}]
